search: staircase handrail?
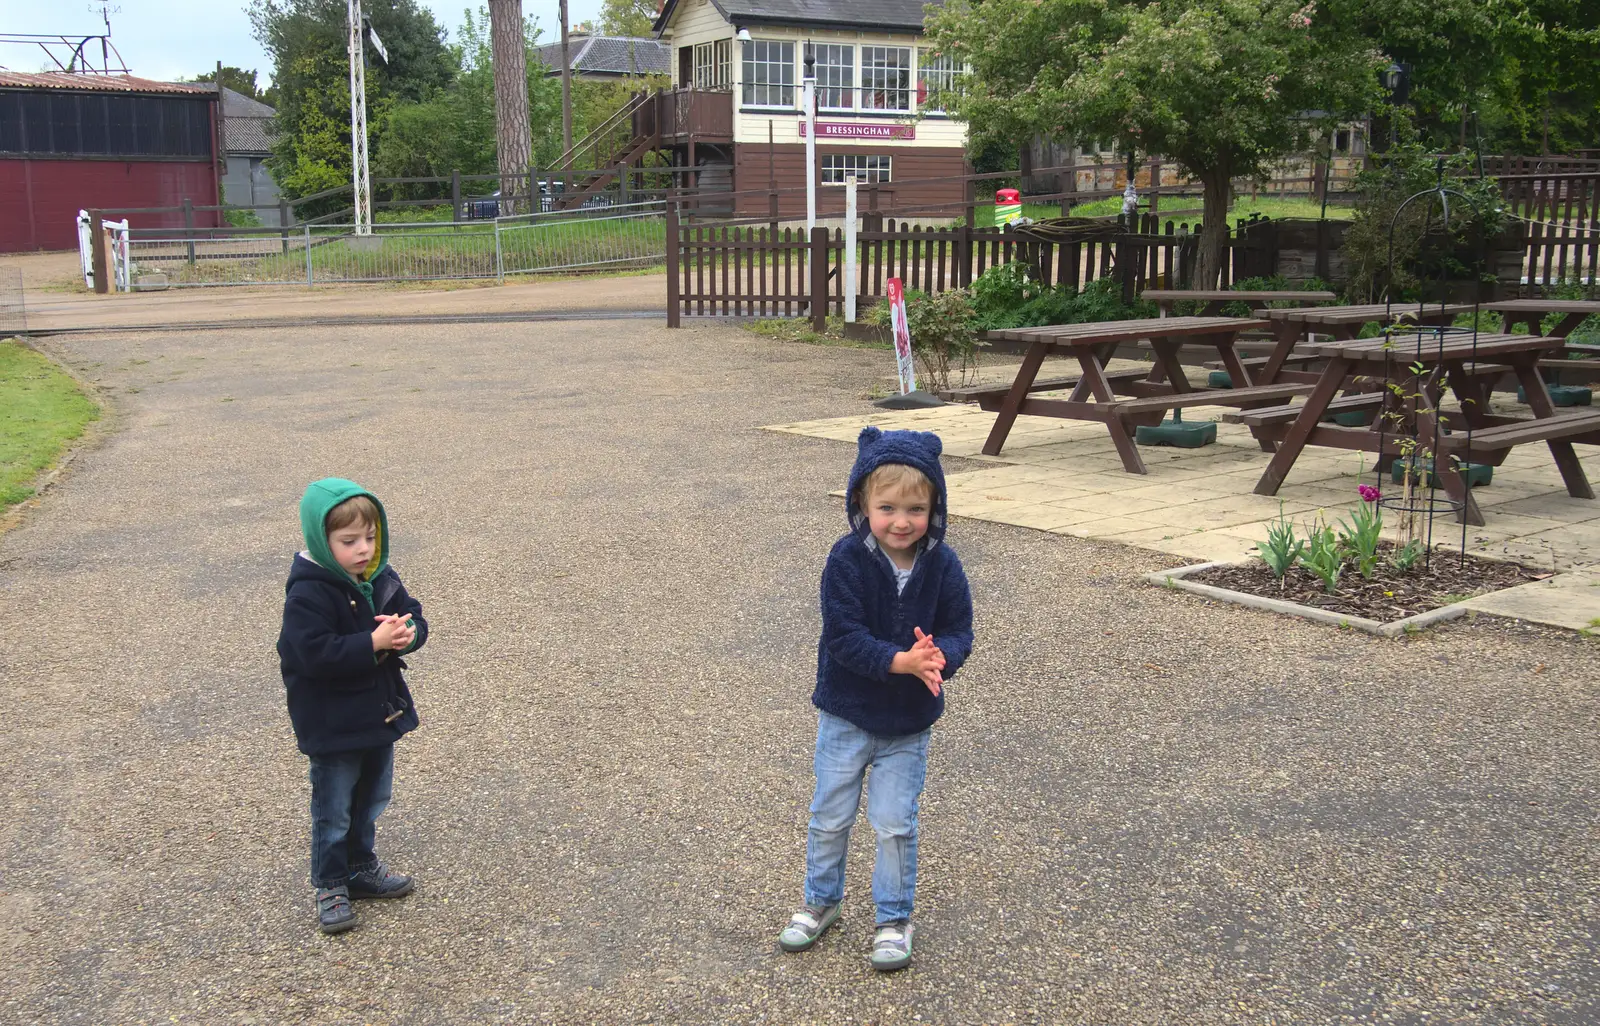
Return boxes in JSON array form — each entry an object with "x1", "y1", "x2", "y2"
[{"x1": 550, "y1": 91, "x2": 653, "y2": 173}]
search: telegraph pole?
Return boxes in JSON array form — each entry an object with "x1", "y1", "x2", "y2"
[{"x1": 559, "y1": 0, "x2": 573, "y2": 153}]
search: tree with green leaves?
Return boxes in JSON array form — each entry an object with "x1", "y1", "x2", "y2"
[
  {"x1": 928, "y1": 0, "x2": 1384, "y2": 287},
  {"x1": 1501, "y1": 1, "x2": 1600, "y2": 155},
  {"x1": 373, "y1": 6, "x2": 562, "y2": 192},
  {"x1": 248, "y1": 0, "x2": 455, "y2": 207},
  {"x1": 1336, "y1": 0, "x2": 1600, "y2": 155},
  {"x1": 599, "y1": 0, "x2": 657, "y2": 37},
  {"x1": 182, "y1": 66, "x2": 275, "y2": 106}
]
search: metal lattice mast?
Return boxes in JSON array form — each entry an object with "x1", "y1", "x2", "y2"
[{"x1": 348, "y1": 0, "x2": 372, "y2": 235}]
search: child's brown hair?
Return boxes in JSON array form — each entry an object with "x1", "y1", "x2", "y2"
[{"x1": 325, "y1": 494, "x2": 379, "y2": 533}]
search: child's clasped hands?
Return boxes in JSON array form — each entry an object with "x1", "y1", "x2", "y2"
[
  {"x1": 891, "y1": 626, "x2": 946, "y2": 696},
  {"x1": 371, "y1": 613, "x2": 416, "y2": 652}
]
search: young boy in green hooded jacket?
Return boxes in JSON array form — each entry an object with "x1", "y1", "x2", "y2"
[{"x1": 277, "y1": 478, "x2": 429, "y2": 934}]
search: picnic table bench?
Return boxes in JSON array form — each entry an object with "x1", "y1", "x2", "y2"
[
  {"x1": 1255, "y1": 303, "x2": 1474, "y2": 384},
  {"x1": 1487, "y1": 300, "x2": 1600, "y2": 385},
  {"x1": 973, "y1": 316, "x2": 1313, "y2": 473},
  {"x1": 1231, "y1": 332, "x2": 1600, "y2": 524},
  {"x1": 1141, "y1": 289, "x2": 1337, "y2": 317},
  {"x1": 1487, "y1": 299, "x2": 1600, "y2": 339}
]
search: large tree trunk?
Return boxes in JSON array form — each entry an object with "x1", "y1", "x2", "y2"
[
  {"x1": 489, "y1": 0, "x2": 531, "y2": 215},
  {"x1": 1195, "y1": 166, "x2": 1233, "y2": 289}
]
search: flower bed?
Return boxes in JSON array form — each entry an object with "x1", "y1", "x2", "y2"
[
  {"x1": 1181, "y1": 547, "x2": 1547, "y2": 620},
  {"x1": 1148, "y1": 482, "x2": 1555, "y2": 633}
]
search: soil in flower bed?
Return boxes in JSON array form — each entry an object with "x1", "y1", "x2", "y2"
[{"x1": 1184, "y1": 545, "x2": 1554, "y2": 622}]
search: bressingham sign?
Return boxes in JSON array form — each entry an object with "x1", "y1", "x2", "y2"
[{"x1": 798, "y1": 121, "x2": 916, "y2": 140}]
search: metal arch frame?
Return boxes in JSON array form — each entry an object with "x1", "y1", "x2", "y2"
[
  {"x1": 0, "y1": 33, "x2": 130, "y2": 75},
  {"x1": 1376, "y1": 160, "x2": 1496, "y2": 566}
]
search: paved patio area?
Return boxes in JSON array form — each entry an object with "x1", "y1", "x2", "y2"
[{"x1": 767, "y1": 382, "x2": 1600, "y2": 629}]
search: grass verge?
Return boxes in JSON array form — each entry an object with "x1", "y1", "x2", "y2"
[
  {"x1": 1, "y1": 339, "x2": 100, "y2": 508},
  {"x1": 744, "y1": 315, "x2": 880, "y2": 349},
  {"x1": 1062, "y1": 195, "x2": 1353, "y2": 221}
]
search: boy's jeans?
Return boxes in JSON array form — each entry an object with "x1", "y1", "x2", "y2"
[
  {"x1": 804, "y1": 710, "x2": 931, "y2": 924},
  {"x1": 308, "y1": 743, "x2": 394, "y2": 889}
]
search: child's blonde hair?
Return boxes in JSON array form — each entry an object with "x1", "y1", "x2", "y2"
[
  {"x1": 857, "y1": 463, "x2": 934, "y2": 508},
  {"x1": 325, "y1": 494, "x2": 379, "y2": 533}
]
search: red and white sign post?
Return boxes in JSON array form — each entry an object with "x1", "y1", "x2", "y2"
[{"x1": 886, "y1": 277, "x2": 917, "y2": 395}]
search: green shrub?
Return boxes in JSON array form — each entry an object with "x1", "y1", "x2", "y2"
[
  {"x1": 867, "y1": 288, "x2": 985, "y2": 391},
  {"x1": 968, "y1": 263, "x2": 1154, "y2": 331},
  {"x1": 1069, "y1": 276, "x2": 1157, "y2": 322},
  {"x1": 970, "y1": 261, "x2": 1046, "y2": 328},
  {"x1": 1341, "y1": 140, "x2": 1506, "y2": 304},
  {"x1": 907, "y1": 288, "x2": 984, "y2": 391},
  {"x1": 224, "y1": 208, "x2": 263, "y2": 227}
]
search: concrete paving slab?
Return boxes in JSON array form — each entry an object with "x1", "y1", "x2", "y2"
[
  {"x1": 765, "y1": 399, "x2": 1600, "y2": 628},
  {"x1": 1458, "y1": 568, "x2": 1600, "y2": 629}
]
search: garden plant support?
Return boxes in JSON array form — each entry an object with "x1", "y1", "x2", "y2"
[{"x1": 1374, "y1": 159, "x2": 1490, "y2": 570}]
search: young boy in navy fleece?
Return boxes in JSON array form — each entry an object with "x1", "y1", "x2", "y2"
[
  {"x1": 278, "y1": 478, "x2": 428, "y2": 934},
  {"x1": 778, "y1": 426, "x2": 974, "y2": 971}
]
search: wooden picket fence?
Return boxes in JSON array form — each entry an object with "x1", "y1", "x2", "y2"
[
  {"x1": 666, "y1": 205, "x2": 1283, "y2": 326},
  {"x1": 1493, "y1": 170, "x2": 1600, "y2": 286}
]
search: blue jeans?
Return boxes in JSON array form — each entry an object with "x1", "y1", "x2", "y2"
[
  {"x1": 308, "y1": 744, "x2": 394, "y2": 889},
  {"x1": 804, "y1": 710, "x2": 931, "y2": 924}
]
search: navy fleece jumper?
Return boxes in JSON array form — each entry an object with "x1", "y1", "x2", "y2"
[
  {"x1": 813, "y1": 426, "x2": 974, "y2": 737},
  {"x1": 277, "y1": 479, "x2": 428, "y2": 756}
]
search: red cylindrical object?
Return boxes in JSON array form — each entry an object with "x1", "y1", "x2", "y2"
[{"x1": 995, "y1": 187, "x2": 1020, "y2": 204}]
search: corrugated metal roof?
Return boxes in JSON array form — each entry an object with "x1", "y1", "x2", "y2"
[
  {"x1": 224, "y1": 116, "x2": 274, "y2": 154},
  {"x1": 220, "y1": 86, "x2": 276, "y2": 154},
  {"x1": 535, "y1": 36, "x2": 670, "y2": 77},
  {"x1": 0, "y1": 71, "x2": 216, "y2": 95}
]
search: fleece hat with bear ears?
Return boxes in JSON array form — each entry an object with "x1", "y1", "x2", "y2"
[{"x1": 845, "y1": 426, "x2": 947, "y2": 547}]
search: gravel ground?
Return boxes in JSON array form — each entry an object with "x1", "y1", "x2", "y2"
[{"x1": 1, "y1": 320, "x2": 1597, "y2": 1026}]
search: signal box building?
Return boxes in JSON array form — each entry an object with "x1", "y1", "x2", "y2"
[{"x1": 650, "y1": 0, "x2": 968, "y2": 216}]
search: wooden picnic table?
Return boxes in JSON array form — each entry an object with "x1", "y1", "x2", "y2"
[
  {"x1": 1488, "y1": 299, "x2": 1600, "y2": 387},
  {"x1": 1486, "y1": 299, "x2": 1600, "y2": 340},
  {"x1": 1141, "y1": 289, "x2": 1337, "y2": 317},
  {"x1": 1234, "y1": 331, "x2": 1600, "y2": 525},
  {"x1": 972, "y1": 316, "x2": 1313, "y2": 474},
  {"x1": 1254, "y1": 303, "x2": 1474, "y2": 385}
]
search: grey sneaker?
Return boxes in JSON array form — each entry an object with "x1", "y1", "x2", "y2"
[
  {"x1": 778, "y1": 903, "x2": 841, "y2": 952},
  {"x1": 870, "y1": 919, "x2": 914, "y2": 971},
  {"x1": 317, "y1": 886, "x2": 356, "y2": 934},
  {"x1": 348, "y1": 859, "x2": 414, "y2": 899}
]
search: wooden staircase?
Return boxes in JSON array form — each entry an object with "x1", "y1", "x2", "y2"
[{"x1": 548, "y1": 91, "x2": 658, "y2": 211}]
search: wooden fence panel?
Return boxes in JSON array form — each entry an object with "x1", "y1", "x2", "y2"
[{"x1": 667, "y1": 199, "x2": 1587, "y2": 325}]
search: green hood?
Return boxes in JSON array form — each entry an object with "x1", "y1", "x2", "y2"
[{"x1": 298, "y1": 478, "x2": 389, "y2": 600}]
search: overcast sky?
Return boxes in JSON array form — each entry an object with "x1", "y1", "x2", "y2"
[{"x1": 0, "y1": 0, "x2": 609, "y2": 86}]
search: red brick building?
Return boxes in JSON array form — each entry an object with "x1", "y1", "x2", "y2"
[{"x1": 0, "y1": 73, "x2": 221, "y2": 253}]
